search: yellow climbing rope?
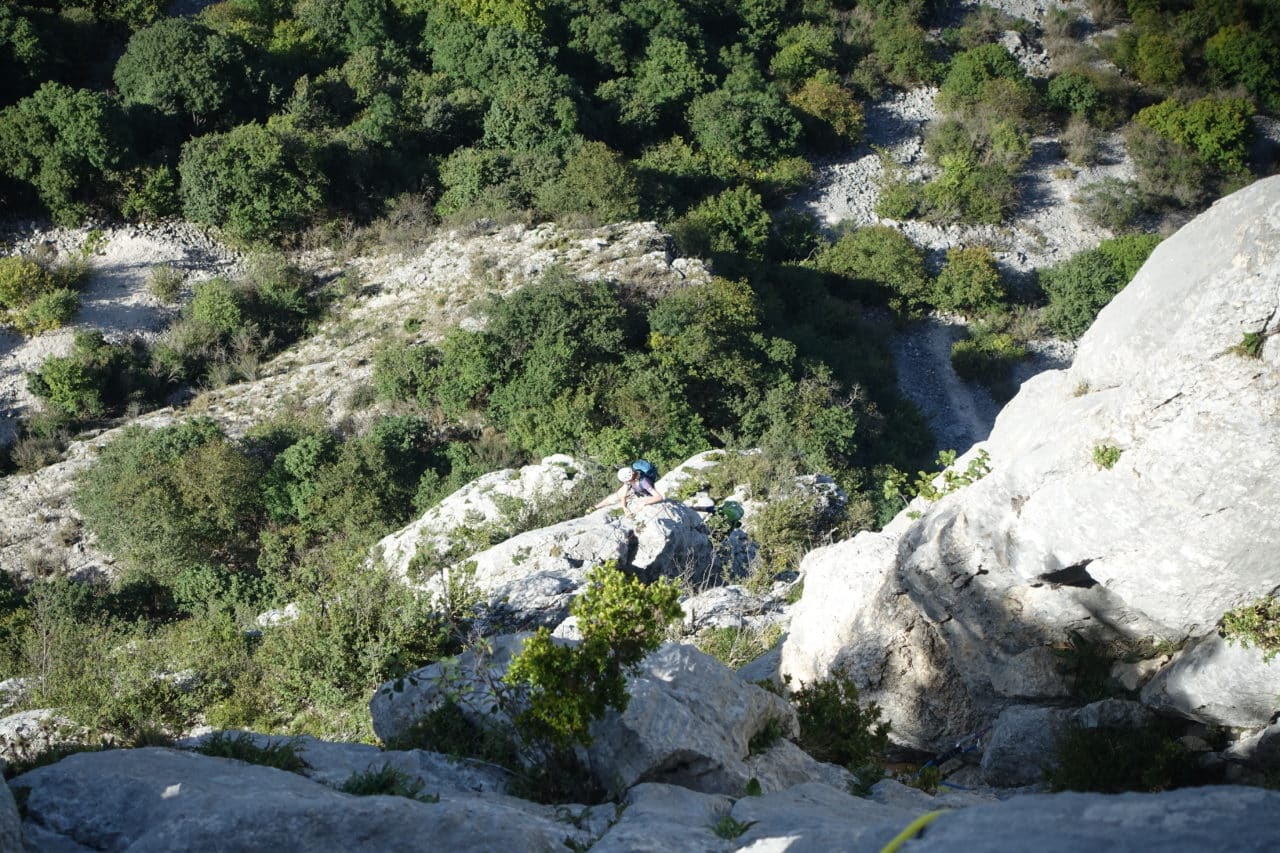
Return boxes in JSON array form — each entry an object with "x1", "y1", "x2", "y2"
[{"x1": 878, "y1": 808, "x2": 949, "y2": 853}]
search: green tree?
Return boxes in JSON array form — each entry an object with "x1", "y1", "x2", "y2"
[
  {"x1": 672, "y1": 185, "x2": 771, "y2": 262},
  {"x1": 0, "y1": 6, "x2": 51, "y2": 107},
  {"x1": 768, "y1": 23, "x2": 837, "y2": 89},
  {"x1": 113, "y1": 18, "x2": 255, "y2": 130},
  {"x1": 1040, "y1": 234, "x2": 1161, "y2": 338},
  {"x1": 1205, "y1": 24, "x2": 1280, "y2": 113},
  {"x1": 788, "y1": 71, "x2": 864, "y2": 149},
  {"x1": 75, "y1": 419, "x2": 266, "y2": 582},
  {"x1": 812, "y1": 225, "x2": 931, "y2": 312},
  {"x1": 535, "y1": 141, "x2": 640, "y2": 224},
  {"x1": 505, "y1": 561, "x2": 681, "y2": 746},
  {"x1": 481, "y1": 73, "x2": 580, "y2": 155},
  {"x1": 938, "y1": 43, "x2": 1030, "y2": 114},
  {"x1": 179, "y1": 122, "x2": 326, "y2": 242},
  {"x1": 933, "y1": 245, "x2": 1006, "y2": 315},
  {"x1": 0, "y1": 82, "x2": 129, "y2": 224},
  {"x1": 1133, "y1": 32, "x2": 1184, "y2": 86},
  {"x1": 687, "y1": 86, "x2": 801, "y2": 171}
]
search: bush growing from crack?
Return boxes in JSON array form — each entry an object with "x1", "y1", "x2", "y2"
[{"x1": 1221, "y1": 596, "x2": 1280, "y2": 663}]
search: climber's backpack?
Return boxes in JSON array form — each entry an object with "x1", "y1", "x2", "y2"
[{"x1": 631, "y1": 459, "x2": 659, "y2": 484}]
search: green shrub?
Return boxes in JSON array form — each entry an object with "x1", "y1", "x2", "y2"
[
  {"x1": 120, "y1": 165, "x2": 181, "y2": 221},
  {"x1": 769, "y1": 23, "x2": 837, "y2": 89},
  {"x1": 193, "y1": 732, "x2": 307, "y2": 773},
  {"x1": 1133, "y1": 32, "x2": 1183, "y2": 86},
  {"x1": 504, "y1": 561, "x2": 681, "y2": 747},
  {"x1": 1047, "y1": 71, "x2": 1102, "y2": 120},
  {"x1": 950, "y1": 329, "x2": 1027, "y2": 396},
  {"x1": 787, "y1": 71, "x2": 864, "y2": 150},
  {"x1": 867, "y1": 12, "x2": 942, "y2": 88},
  {"x1": 1205, "y1": 24, "x2": 1280, "y2": 113},
  {"x1": 695, "y1": 624, "x2": 782, "y2": 670},
  {"x1": 148, "y1": 265, "x2": 183, "y2": 302},
  {"x1": 687, "y1": 86, "x2": 801, "y2": 171},
  {"x1": 0, "y1": 82, "x2": 129, "y2": 225},
  {"x1": 1075, "y1": 178, "x2": 1144, "y2": 232},
  {"x1": 482, "y1": 72, "x2": 579, "y2": 156},
  {"x1": 372, "y1": 340, "x2": 440, "y2": 406},
  {"x1": 792, "y1": 669, "x2": 890, "y2": 775},
  {"x1": 937, "y1": 43, "x2": 1032, "y2": 115},
  {"x1": 114, "y1": 18, "x2": 256, "y2": 129},
  {"x1": 811, "y1": 225, "x2": 930, "y2": 312},
  {"x1": 672, "y1": 185, "x2": 772, "y2": 263},
  {"x1": 1221, "y1": 596, "x2": 1280, "y2": 662},
  {"x1": 710, "y1": 814, "x2": 754, "y2": 840},
  {"x1": 1232, "y1": 331, "x2": 1266, "y2": 359},
  {"x1": 1134, "y1": 96, "x2": 1253, "y2": 177},
  {"x1": 179, "y1": 122, "x2": 326, "y2": 243},
  {"x1": 933, "y1": 245, "x2": 1006, "y2": 316},
  {"x1": 13, "y1": 287, "x2": 77, "y2": 335},
  {"x1": 535, "y1": 141, "x2": 639, "y2": 225},
  {"x1": 340, "y1": 765, "x2": 440, "y2": 802},
  {"x1": 75, "y1": 419, "x2": 266, "y2": 582},
  {"x1": 1092, "y1": 443, "x2": 1121, "y2": 469},
  {"x1": 1040, "y1": 234, "x2": 1161, "y2": 338},
  {"x1": 1047, "y1": 723, "x2": 1195, "y2": 793}
]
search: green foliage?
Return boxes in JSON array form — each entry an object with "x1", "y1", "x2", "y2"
[
  {"x1": 950, "y1": 329, "x2": 1027, "y2": 396},
  {"x1": 373, "y1": 340, "x2": 440, "y2": 406},
  {"x1": 1232, "y1": 331, "x2": 1267, "y2": 359},
  {"x1": 535, "y1": 141, "x2": 639, "y2": 225},
  {"x1": 1205, "y1": 24, "x2": 1280, "y2": 113},
  {"x1": 710, "y1": 814, "x2": 755, "y2": 840},
  {"x1": 75, "y1": 419, "x2": 266, "y2": 583},
  {"x1": 1221, "y1": 596, "x2": 1280, "y2": 663},
  {"x1": 1040, "y1": 234, "x2": 1161, "y2": 338},
  {"x1": 792, "y1": 670, "x2": 890, "y2": 775},
  {"x1": 673, "y1": 185, "x2": 772, "y2": 263},
  {"x1": 482, "y1": 72, "x2": 579, "y2": 156},
  {"x1": 1093, "y1": 443, "x2": 1122, "y2": 470},
  {"x1": 687, "y1": 86, "x2": 801, "y2": 172},
  {"x1": 938, "y1": 43, "x2": 1031, "y2": 115},
  {"x1": 769, "y1": 23, "x2": 837, "y2": 89},
  {"x1": 1047, "y1": 723, "x2": 1196, "y2": 793},
  {"x1": 504, "y1": 561, "x2": 681, "y2": 747},
  {"x1": 179, "y1": 122, "x2": 326, "y2": 243},
  {"x1": 340, "y1": 765, "x2": 440, "y2": 802},
  {"x1": 695, "y1": 624, "x2": 782, "y2": 670},
  {"x1": 1046, "y1": 71, "x2": 1102, "y2": 121},
  {"x1": 933, "y1": 245, "x2": 1006, "y2": 316},
  {"x1": 787, "y1": 71, "x2": 864, "y2": 150},
  {"x1": 193, "y1": 732, "x2": 308, "y2": 773},
  {"x1": 0, "y1": 81, "x2": 129, "y2": 224},
  {"x1": 883, "y1": 449, "x2": 994, "y2": 511},
  {"x1": 811, "y1": 225, "x2": 930, "y2": 313},
  {"x1": 1074, "y1": 177, "x2": 1145, "y2": 232},
  {"x1": 867, "y1": 12, "x2": 942, "y2": 89},
  {"x1": 383, "y1": 698, "x2": 520, "y2": 767},
  {"x1": 114, "y1": 18, "x2": 256, "y2": 129},
  {"x1": 1134, "y1": 96, "x2": 1253, "y2": 177},
  {"x1": 1133, "y1": 32, "x2": 1184, "y2": 86},
  {"x1": 147, "y1": 265, "x2": 183, "y2": 302}
]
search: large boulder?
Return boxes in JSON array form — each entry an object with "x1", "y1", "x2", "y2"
[
  {"x1": 9, "y1": 748, "x2": 595, "y2": 852},
  {"x1": 980, "y1": 699, "x2": 1154, "y2": 787},
  {"x1": 782, "y1": 177, "x2": 1280, "y2": 748},
  {"x1": 585, "y1": 644, "x2": 797, "y2": 797},
  {"x1": 0, "y1": 710, "x2": 87, "y2": 769},
  {"x1": 0, "y1": 780, "x2": 21, "y2": 853},
  {"x1": 1139, "y1": 633, "x2": 1280, "y2": 727}
]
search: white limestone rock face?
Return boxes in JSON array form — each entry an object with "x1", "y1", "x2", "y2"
[
  {"x1": 585, "y1": 643, "x2": 797, "y2": 797},
  {"x1": 0, "y1": 710, "x2": 86, "y2": 768},
  {"x1": 1139, "y1": 634, "x2": 1280, "y2": 727},
  {"x1": 372, "y1": 454, "x2": 588, "y2": 582},
  {"x1": 10, "y1": 748, "x2": 594, "y2": 852},
  {"x1": 782, "y1": 177, "x2": 1280, "y2": 748},
  {"x1": 589, "y1": 783, "x2": 733, "y2": 853}
]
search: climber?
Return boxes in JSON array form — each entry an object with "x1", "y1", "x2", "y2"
[{"x1": 593, "y1": 462, "x2": 665, "y2": 516}]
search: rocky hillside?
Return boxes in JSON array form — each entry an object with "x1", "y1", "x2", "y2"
[{"x1": 783, "y1": 175, "x2": 1280, "y2": 769}]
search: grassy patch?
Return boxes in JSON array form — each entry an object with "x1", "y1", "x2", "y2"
[
  {"x1": 191, "y1": 732, "x2": 307, "y2": 774},
  {"x1": 340, "y1": 765, "x2": 439, "y2": 802}
]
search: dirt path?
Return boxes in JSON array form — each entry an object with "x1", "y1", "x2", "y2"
[{"x1": 890, "y1": 317, "x2": 1001, "y2": 455}]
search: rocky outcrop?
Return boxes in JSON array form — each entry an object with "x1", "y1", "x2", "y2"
[
  {"x1": 980, "y1": 699, "x2": 1154, "y2": 787},
  {"x1": 0, "y1": 779, "x2": 21, "y2": 853},
  {"x1": 373, "y1": 454, "x2": 718, "y2": 629},
  {"x1": 10, "y1": 748, "x2": 595, "y2": 852},
  {"x1": 0, "y1": 710, "x2": 87, "y2": 769},
  {"x1": 1139, "y1": 634, "x2": 1280, "y2": 728},
  {"x1": 585, "y1": 644, "x2": 797, "y2": 797},
  {"x1": 782, "y1": 177, "x2": 1280, "y2": 748}
]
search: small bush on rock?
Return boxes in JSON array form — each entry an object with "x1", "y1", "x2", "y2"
[
  {"x1": 1047, "y1": 722, "x2": 1196, "y2": 793},
  {"x1": 341, "y1": 765, "x2": 439, "y2": 802},
  {"x1": 192, "y1": 732, "x2": 307, "y2": 773},
  {"x1": 1221, "y1": 596, "x2": 1280, "y2": 662},
  {"x1": 504, "y1": 561, "x2": 681, "y2": 747},
  {"x1": 791, "y1": 669, "x2": 890, "y2": 777}
]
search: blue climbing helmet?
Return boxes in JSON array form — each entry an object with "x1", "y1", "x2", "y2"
[{"x1": 631, "y1": 459, "x2": 659, "y2": 483}]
